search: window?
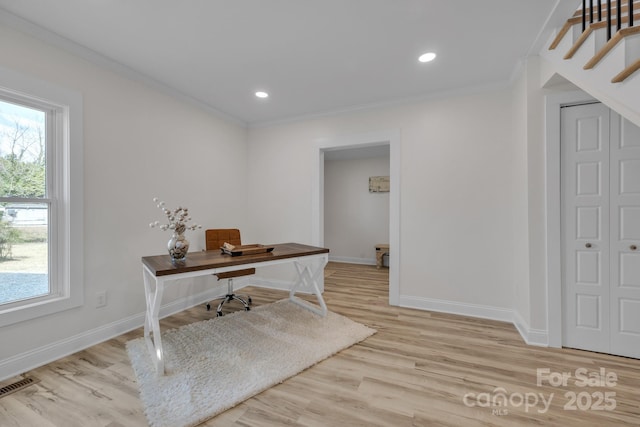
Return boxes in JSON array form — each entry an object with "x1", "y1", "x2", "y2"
[
  {"x1": 0, "y1": 100, "x2": 50, "y2": 305},
  {"x1": 0, "y1": 66, "x2": 83, "y2": 326}
]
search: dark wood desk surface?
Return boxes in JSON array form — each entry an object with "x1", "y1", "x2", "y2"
[{"x1": 142, "y1": 242, "x2": 329, "y2": 277}]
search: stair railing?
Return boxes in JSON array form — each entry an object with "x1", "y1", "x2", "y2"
[{"x1": 582, "y1": 1, "x2": 636, "y2": 39}]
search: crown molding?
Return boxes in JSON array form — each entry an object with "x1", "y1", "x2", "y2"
[
  {"x1": 248, "y1": 79, "x2": 511, "y2": 129},
  {"x1": 0, "y1": 7, "x2": 246, "y2": 128}
]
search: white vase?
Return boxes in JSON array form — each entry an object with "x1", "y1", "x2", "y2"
[{"x1": 167, "y1": 232, "x2": 189, "y2": 262}]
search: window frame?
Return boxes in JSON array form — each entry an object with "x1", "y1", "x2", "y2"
[{"x1": 0, "y1": 66, "x2": 83, "y2": 327}]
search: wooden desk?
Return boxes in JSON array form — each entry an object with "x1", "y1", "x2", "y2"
[{"x1": 141, "y1": 243, "x2": 329, "y2": 375}]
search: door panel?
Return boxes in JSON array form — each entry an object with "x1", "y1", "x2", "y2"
[
  {"x1": 620, "y1": 160, "x2": 640, "y2": 194},
  {"x1": 562, "y1": 103, "x2": 610, "y2": 354},
  {"x1": 610, "y1": 115, "x2": 640, "y2": 358},
  {"x1": 576, "y1": 162, "x2": 601, "y2": 195},
  {"x1": 563, "y1": 104, "x2": 640, "y2": 358},
  {"x1": 619, "y1": 299, "x2": 640, "y2": 334},
  {"x1": 577, "y1": 115, "x2": 602, "y2": 151},
  {"x1": 576, "y1": 294, "x2": 600, "y2": 328},
  {"x1": 620, "y1": 253, "x2": 640, "y2": 287},
  {"x1": 576, "y1": 251, "x2": 599, "y2": 284},
  {"x1": 620, "y1": 207, "x2": 640, "y2": 239},
  {"x1": 577, "y1": 206, "x2": 600, "y2": 239}
]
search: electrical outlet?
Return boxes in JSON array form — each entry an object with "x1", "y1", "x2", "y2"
[{"x1": 96, "y1": 291, "x2": 107, "y2": 308}]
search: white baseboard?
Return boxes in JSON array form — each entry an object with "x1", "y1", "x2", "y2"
[
  {"x1": 0, "y1": 276, "x2": 320, "y2": 381},
  {"x1": 399, "y1": 294, "x2": 549, "y2": 346},
  {"x1": 1, "y1": 280, "x2": 549, "y2": 382},
  {"x1": 0, "y1": 283, "x2": 230, "y2": 382},
  {"x1": 328, "y1": 256, "x2": 376, "y2": 266},
  {"x1": 399, "y1": 294, "x2": 514, "y2": 322},
  {"x1": 0, "y1": 311, "x2": 142, "y2": 383},
  {"x1": 512, "y1": 310, "x2": 549, "y2": 347}
]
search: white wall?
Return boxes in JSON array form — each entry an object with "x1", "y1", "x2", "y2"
[
  {"x1": 511, "y1": 61, "x2": 532, "y2": 333},
  {"x1": 524, "y1": 57, "x2": 556, "y2": 335},
  {"x1": 0, "y1": 24, "x2": 248, "y2": 372},
  {"x1": 0, "y1": 20, "x2": 576, "y2": 377},
  {"x1": 247, "y1": 85, "x2": 527, "y2": 318},
  {"x1": 512, "y1": 56, "x2": 590, "y2": 345},
  {"x1": 324, "y1": 155, "x2": 390, "y2": 264}
]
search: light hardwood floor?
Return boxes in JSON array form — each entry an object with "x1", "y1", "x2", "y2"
[{"x1": 1, "y1": 262, "x2": 639, "y2": 426}]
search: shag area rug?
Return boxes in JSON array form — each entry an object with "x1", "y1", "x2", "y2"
[{"x1": 126, "y1": 299, "x2": 376, "y2": 427}]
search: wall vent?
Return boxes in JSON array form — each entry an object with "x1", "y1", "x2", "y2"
[{"x1": 0, "y1": 376, "x2": 39, "y2": 399}]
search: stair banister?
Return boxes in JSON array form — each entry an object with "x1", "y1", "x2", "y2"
[{"x1": 546, "y1": 0, "x2": 640, "y2": 84}]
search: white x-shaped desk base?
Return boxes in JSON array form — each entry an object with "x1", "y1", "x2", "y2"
[{"x1": 142, "y1": 253, "x2": 328, "y2": 375}]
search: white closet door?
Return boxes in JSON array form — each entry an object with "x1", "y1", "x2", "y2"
[
  {"x1": 610, "y1": 114, "x2": 640, "y2": 358},
  {"x1": 561, "y1": 103, "x2": 611, "y2": 354}
]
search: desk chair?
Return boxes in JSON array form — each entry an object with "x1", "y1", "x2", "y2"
[{"x1": 205, "y1": 229, "x2": 254, "y2": 316}]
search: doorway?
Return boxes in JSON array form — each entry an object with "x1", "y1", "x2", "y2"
[
  {"x1": 324, "y1": 145, "x2": 390, "y2": 266},
  {"x1": 561, "y1": 102, "x2": 640, "y2": 358},
  {"x1": 311, "y1": 130, "x2": 400, "y2": 306}
]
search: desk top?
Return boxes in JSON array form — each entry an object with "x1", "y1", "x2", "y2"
[{"x1": 142, "y1": 242, "x2": 329, "y2": 277}]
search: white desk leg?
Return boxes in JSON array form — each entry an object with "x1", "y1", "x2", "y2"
[
  {"x1": 142, "y1": 265, "x2": 165, "y2": 375},
  {"x1": 289, "y1": 255, "x2": 328, "y2": 317}
]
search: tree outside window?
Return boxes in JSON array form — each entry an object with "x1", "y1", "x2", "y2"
[{"x1": 0, "y1": 99, "x2": 49, "y2": 305}]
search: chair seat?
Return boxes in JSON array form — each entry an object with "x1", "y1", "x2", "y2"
[{"x1": 205, "y1": 228, "x2": 254, "y2": 316}]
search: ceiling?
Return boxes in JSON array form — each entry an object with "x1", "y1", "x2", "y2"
[{"x1": 0, "y1": 1, "x2": 560, "y2": 126}]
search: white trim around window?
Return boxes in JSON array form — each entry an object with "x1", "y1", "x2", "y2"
[{"x1": 0, "y1": 65, "x2": 83, "y2": 327}]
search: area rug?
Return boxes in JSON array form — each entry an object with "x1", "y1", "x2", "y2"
[{"x1": 126, "y1": 299, "x2": 376, "y2": 427}]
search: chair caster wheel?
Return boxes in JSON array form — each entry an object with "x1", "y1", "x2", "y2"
[
  {"x1": 216, "y1": 311, "x2": 223, "y2": 317},
  {"x1": 245, "y1": 306, "x2": 251, "y2": 311},
  {"x1": 206, "y1": 303, "x2": 211, "y2": 311},
  {"x1": 248, "y1": 297, "x2": 252, "y2": 305}
]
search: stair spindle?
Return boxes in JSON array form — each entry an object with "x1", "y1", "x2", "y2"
[
  {"x1": 630, "y1": 0, "x2": 634, "y2": 26},
  {"x1": 607, "y1": 0, "x2": 612, "y2": 39},
  {"x1": 590, "y1": 0, "x2": 594, "y2": 22},
  {"x1": 598, "y1": 0, "x2": 602, "y2": 20},
  {"x1": 583, "y1": 0, "x2": 587, "y2": 31},
  {"x1": 617, "y1": 0, "x2": 622, "y2": 30}
]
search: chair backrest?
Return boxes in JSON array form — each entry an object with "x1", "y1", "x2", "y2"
[
  {"x1": 205, "y1": 228, "x2": 255, "y2": 279},
  {"x1": 205, "y1": 228, "x2": 242, "y2": 251}
]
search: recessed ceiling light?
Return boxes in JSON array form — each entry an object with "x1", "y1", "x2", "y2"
[
  {"x1": 418, "y1": 52, "x2": 436, "y2": 63},
  {"x1": 255, "y1": 91, "x2": 269, "y2": 98}
]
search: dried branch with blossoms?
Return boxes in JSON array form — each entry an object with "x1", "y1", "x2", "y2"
[{"x1": 149, "y1": 197, "x2": 201, "y2": 234}]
